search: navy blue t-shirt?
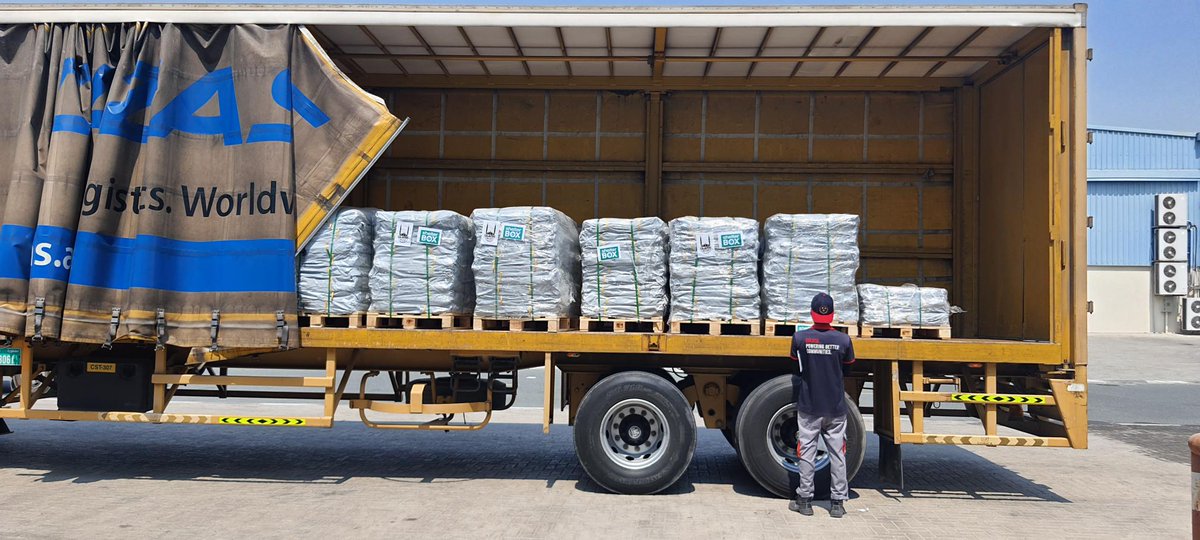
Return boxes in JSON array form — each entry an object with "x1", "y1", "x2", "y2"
[{"x1": 790, "y1": 327, "x2": 856, "y2": 417}]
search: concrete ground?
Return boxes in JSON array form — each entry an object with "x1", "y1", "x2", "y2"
[{"x1": 0, "y1": 333, "x2": 1196, "y2": 539}]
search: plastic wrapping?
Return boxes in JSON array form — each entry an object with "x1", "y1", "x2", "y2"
[
  {"x1": 369, "y1": 211, "x2": 475, "y2": 316},
  {"x1": 762, "y1": 214, "x2": 861, "y2": 324},
  {"x1": 668, "y1": 217, "x2": 761, "y2": 322},
  {"x1": 857, "y1": 284, "x2": 951, "y2": 327},
  {"x1": 471, "y1": 207, "x2": 580, "y2": 319},
  {"x1": 298, "y1": 208, "x2": 375, "y2": 315},
  {"x1": 580, "y1": 217, "x2": 669, "y2": 320}
]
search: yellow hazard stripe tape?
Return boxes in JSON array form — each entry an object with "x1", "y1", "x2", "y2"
[
  {"x1": 951, "y1": 393, "x2": 1048, "y2": 405},
  {"x1": 218, "y1": 417, "x2": 307, "y2": 427}
]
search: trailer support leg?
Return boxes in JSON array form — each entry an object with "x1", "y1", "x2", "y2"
[
  {"x1": 0, "y1": 418, "x2": 11, "y2": 435},
  {"x1": 878, "y1": 435, "x2": 904, "y2": 491}
]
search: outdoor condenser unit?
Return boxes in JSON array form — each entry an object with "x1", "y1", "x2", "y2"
[
  {"x1": 1155, "y1": 193, "x2": 1188, "y2": 228},
  {"x1": 1155, "y1": 262, "x2": 1188, "y2": 296},
  {"x1": 1183, "y1": 297, "x2": 1200, "y2": 332},
  {"x1": 1155, "y1": 227, "x2": 1188, "y2": 262}
]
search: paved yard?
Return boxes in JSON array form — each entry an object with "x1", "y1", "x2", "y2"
[{"x1": 0, "y1": 333, "x2": 1195, "y2": 538}]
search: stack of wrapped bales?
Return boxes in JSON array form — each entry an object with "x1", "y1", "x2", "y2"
[
  {"x1": 579, "y1": 217, "x2": 669, "y2": 320},
  {"x1": 369, "y1": 210, "x2": 475, "y2": 316},
  {"x1": 668, "y1": 217, "x2": 761, "y2": 322},
  {"x1": 857, "y1": 284, "x2": 951, "y2": 327},
  {"x1": 471, "y1": 207, "x2": 580, "y2": 319},
  {"x1": 762, "y1": 213, "x2": 861, "y2": 325},
  {"x1": 298, "y1": 208, "x2": 375, "y2": 315}
]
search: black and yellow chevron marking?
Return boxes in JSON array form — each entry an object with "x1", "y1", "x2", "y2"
[
  {"x1": 218, "y1": 416, "x2": 307, "y2": 427},
  {"x1": 950, "y1": 393, "x2": 1047, "y2": 405}
]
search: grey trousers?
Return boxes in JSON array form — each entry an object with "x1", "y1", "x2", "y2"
[{"x1": 795, "y1": 410, "x2": 848, "y2": 501}]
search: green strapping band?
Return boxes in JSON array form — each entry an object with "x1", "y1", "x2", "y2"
[
  {"x1": 628, "y1": 220, "x2": 642, "y2": 321},
  {"x1": 784, "y1": 218, "x2": 795, "y2": 323},
  {"x1": 324, "y1": 215, "x2": 339, "y2": 314},
  {"x1": 689, "y1": 231, "x2": 700, "y2": 324},
  {"x1": 728, "y1": 243, "x2": 735, "y2": 320},
  {"x1": 885, "y1": 288, "x2": 892, "y2": 327},
  {"x1": 387, "y1": 218, "x2": 396, "y2": 315},
  {"x1": 424, "y1": 212, "x2": 432, "y2": 317},
  {"x1": 594, "y1": 219, "x2": 603, "y2": 320},
  {"x1": 526, "y1": 211, "x2": 535, "y2": 319}
]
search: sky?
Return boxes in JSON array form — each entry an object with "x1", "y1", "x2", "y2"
[{"x1": 4, "y1": 0, "x2": 1198, "y2": 132}]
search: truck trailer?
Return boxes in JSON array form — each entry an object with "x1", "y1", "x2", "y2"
[{"x1": 0, "y1": 4, "x2": 1090, "y2": 497}]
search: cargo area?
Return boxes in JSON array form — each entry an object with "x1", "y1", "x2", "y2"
[{"x1": 314, "y1": 10, "x2": 1087, "y2": 361}]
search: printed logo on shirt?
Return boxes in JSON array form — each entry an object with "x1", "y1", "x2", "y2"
[{"x1": 804, "y1": 342, "x2": 841, "y2": 355}]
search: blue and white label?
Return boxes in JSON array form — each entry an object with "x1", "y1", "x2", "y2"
[
  {"x1": 719, "y1": 232, "x2": 744, "y2": 249},
  {"x1": 416, "y1": 227, "x2": 441, "y2": 247},
  {"x1": 501, "y1": 223, "x2": 526, "y2": 242},
  {"x1": 597, "y1": 244, "x2": 621, "y2": 262}
]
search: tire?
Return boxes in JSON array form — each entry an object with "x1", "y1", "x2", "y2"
[
  {"x1": 573, "y1": 371, "x2": 697, "y2": 495},
  {"x1": 734, "y1": 375, "x2": 865, "y2": 498}
]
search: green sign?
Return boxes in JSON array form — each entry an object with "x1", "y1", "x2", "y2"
[
  {"x1": 598, "y1": 245, "x2": 621, "y2": 262},
  {"x1": 0, "y1": 347, "x2": 20, "y2": 367},
  {"x1": 501, "y1": 224, "x2": 527, "y2": 242},
  {"x1": 719, "y1": 232, "x2": 744, "y2": 249},
  {"x1": 416, "y1": 227, "x2": 442, "y2": 247}
]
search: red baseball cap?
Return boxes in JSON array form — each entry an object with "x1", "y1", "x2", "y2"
[{"x1": 811, "y1": 292, "x2": 836, "y2": 324}]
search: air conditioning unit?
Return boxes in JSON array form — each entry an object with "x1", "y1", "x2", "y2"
[
  {"x1": 1155, "y1": 262, "x2": 1188, "y2": 296},
  {"x1": 1156, "y1": 227, "x2": 1189, "y2": 262},
  {"x1": 1155, "y1": 193, "x2": 1188, "y2": 227},
  {"x1": 1183, "y1": 298, "x2": 1200, "y2": 332}
]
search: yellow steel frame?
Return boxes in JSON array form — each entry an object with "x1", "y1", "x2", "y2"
[{"x1": 295, "y1": 328, "x2": 1064, "y2": 365}]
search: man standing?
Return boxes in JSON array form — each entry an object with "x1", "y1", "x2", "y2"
[{"x1": 788, "y1": 292, "x2": 855, "y2": 518}]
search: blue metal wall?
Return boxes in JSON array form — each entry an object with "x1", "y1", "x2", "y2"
[{"x1": 1087, "y1": 126, "x2": 1200, "y2": 267}]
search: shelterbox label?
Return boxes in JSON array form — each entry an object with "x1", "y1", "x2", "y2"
[
  {"x1": 416, "y1": 227, "x2": 441, "y2": 247},
  {"x1": 598, "y1": 245, "x2": 621, "y2": 262},
  {"x1": 501, "y1": 223, "x2": 527, "y2": 242},
  {"x1": 719, "y1": 232, "x2": 744, "y2": 249},
  {"x1": 0, "y1": 348, "x2": 19, "y2": 366}
]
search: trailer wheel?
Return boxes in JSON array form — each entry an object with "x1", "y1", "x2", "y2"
[
  {"x1": 734, "y1": 375, "x2": 865, "y2": 498},
  {"x1": 574, "y1": 371, "x2": 697, "y2": 495}
]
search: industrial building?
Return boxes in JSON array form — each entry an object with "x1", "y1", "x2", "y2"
[{"x1": 1087, "y1": 126, "x2": 1199, "y2": 333}]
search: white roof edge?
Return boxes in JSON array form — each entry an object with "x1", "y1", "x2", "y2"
[
  {"x1": 1089, "y1": 125, "x2": 1200, "y2": 139},
  {"x1": 0, "y1": 5, "x2": 1086, "y2": 27}
]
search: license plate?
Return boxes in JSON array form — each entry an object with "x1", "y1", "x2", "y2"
[{"x1": 0, "y1": 347, "x2": 20, "y2": 367}]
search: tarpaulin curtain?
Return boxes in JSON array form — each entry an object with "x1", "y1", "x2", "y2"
[{"x1": 0, "y1": 23, "x2": 402, "y2": 348}]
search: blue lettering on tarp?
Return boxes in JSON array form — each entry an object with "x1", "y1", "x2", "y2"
[
  {"x1": 95, "y1": 61, "x2": 160, "y2": 143},
  {"x1": 50, "y1": 62, "x2": 331, "y2": 146},
  {"x1": 0, "y1": 224, "x2": 295, "y2": 294},
  {"x1": 29, "y1": 225, "x2": 76, "y2": 282},
  {"x1": 0, "y1": 225, "x2": 35, "y2": 281},
  {"x1": 147, "y1": 67, "x2": 243, "y2": 146}
]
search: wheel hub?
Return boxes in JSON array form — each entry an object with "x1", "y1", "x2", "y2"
[
  {"x1": 601, "y1": 399, "x2": 669, "y2": 470},
  {"x1": 767, "y1": 405, "x2": 829, "y2": 473}
]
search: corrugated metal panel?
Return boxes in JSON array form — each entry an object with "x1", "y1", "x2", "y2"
[
  {"x1": 1088, "y1": 127, "x2": 1200, "y2": 171},
  {"x1": 1087, "y1": 181, "x2": 1199, "y2": 266}
]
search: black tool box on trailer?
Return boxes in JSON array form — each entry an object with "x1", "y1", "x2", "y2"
[{"x1": 55, "y1": 358, "x2": 153, "y2": 412}]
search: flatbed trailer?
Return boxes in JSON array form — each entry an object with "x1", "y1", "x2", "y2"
[{"x1": 0, "y1": 3, "x2": 1090, "y2": 497}]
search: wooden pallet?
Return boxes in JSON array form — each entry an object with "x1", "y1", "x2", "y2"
[
  {"x1": 472, "y1": 317, "x2": 577, "y2": 332},
  {"x1": 366, "y1": 313, "x2": 472, "y2": 330},
  {"x1": 579, "y1": 317, "x2": 665, "y2": 333},
  {"x1": 299, "y1": 312, "x2": 367, "y2": 329},
  {"x1": 860, "y1": 324, "x2": 951, "y2": 340},
  {"x1": 763, "y1": 320, "x2": 860, "y2": 337},
  {"x1": 668, "y1": 319, "x2": 760, "y2": 336}
]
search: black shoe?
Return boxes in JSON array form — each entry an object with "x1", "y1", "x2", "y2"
[
  {"x1": 788, "y1": 497, "x2": 814, "y2": 516},
  {"x1": 829, "y1": 500, "x2": 846, "y2": 518}
]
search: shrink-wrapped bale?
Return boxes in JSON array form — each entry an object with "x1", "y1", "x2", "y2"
[
  {"x1": 668, "y1": 217, "x2": 760, "y2": 322},
  {"x1": 857, "y1": 284, "x2": 951, "y2": 327},
  {"x1": 299, "y1": 208, "x2": 375, "y2": 315},
  {"x1": 471, "y1": 207, "x2": 580, "y2": 319},
  {"x1": 580, "y1": 217, "x2": 669, "y2": 320},
  {"x1": 369, "y1": 211, "x2": 475, "y2": 316},
  {"x1": 762, "y1": 214, "x2": 860, "y2": 324}
]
